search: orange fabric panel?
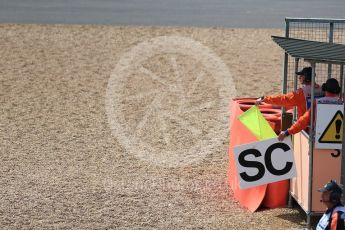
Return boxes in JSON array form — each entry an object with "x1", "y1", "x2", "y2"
[
  {"x1": 228, "y1": 100, "x2": 267, "y2": 212},
  {"x1": 262, "y1": 180, "x2": 289, "y2": 208}
]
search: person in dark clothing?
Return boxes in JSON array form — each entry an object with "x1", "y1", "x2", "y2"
[{"x1": 316, "y1": 180, "x2": 345, "y2": 230}]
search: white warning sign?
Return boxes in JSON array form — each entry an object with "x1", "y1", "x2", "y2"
[{"x1": 315, "y1": 104, "x2": 344, "y2": 149}]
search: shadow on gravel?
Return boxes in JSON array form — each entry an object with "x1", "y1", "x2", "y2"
[{"x1": 276, "y1": 204, "x2": 321, "y2": 229}]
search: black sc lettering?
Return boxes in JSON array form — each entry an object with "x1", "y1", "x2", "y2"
[
  {"x1": 238, "y1": 149, "x2": 265, "y2": 182},
  {"x1": 265, "y1": 142, "x2": 292, "y2": 176}
]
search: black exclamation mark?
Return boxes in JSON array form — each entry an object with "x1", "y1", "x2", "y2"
[{"x1": 335, "y1": 119, "x2": 342, "y2": 139}]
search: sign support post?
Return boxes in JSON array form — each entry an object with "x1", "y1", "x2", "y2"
[
  {"x1": 341, "y1": 75, "x2": 345, "y2": 204},
  {"x1": 306, "y1": 62, "x2": 316, "y2": 229}
]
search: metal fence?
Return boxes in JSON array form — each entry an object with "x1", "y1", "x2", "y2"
[
  {"x1": 283, "y1": 18, "x2": 345, "y2": 229},
  {"x1": 284, "y1": 18, "x2": 345, "y2": 93}
]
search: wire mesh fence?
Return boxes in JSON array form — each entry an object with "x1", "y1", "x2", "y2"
[{"x1": 285, "y1": 19, "x2": 345, "y2": 92}]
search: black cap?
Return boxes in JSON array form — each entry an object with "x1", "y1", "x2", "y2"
[
  {"x1": 296, "y1": 67, "x2": 313, "y2": 82},
  {"x1": 318, "y1": 180, "x2": 343, "y2": 193},
  {"x1": 322, "y1": 78, "x2": 341, "y2": 94}
]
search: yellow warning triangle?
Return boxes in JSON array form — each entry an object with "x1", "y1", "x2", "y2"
[{"x1": 318, "y1": 110, "x2": 343, "y2": 143}]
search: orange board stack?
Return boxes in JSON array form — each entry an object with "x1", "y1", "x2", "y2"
[{"x1": 228, "y1": 98, "x2": 289, "y2": 212}]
